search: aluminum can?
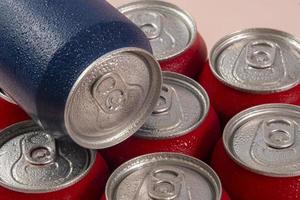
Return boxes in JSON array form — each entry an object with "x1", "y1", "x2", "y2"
[
  {"x1": 119, "y1": 0, "x2": 207, "y2": 79},
  {"x1": 0, "y1": 121, "x2": 109, "y2": 200},
  {"x1": 211, "y1": 104, "x2": 300, "y2": 200},
  {"x1": 101, "y1": 72, "x2": 221, "y2": 168},
  {"x1": 0, "y1": 88, "x2": 29, "y2": 130},
  {"x1": 0, "y1": 0, "x2": 162, "y2": 149},
  {"x1": 104, "y1": 153, "x2": 228, "y2": 200},
  {"x1": 199, "y1": 28, "x2": 300, "y2": 124}
]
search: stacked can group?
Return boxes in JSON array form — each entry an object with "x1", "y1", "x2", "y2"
[
  {"x1": 0, "y1": 0, "x2": 300, "y2": 200},
  {"x1": 101, "y1": 72, "x2": 221, "y2": 168}
]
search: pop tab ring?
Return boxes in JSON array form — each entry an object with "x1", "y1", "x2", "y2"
[
  {"x1": 223, "y1": 104, "x2": 300, "y2": 177},
  {"x1": 210, "y1": 28, "x2": 300, "y2": 93}
]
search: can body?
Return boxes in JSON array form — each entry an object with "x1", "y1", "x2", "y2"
[
  {"x1": 0, "y1": 121, "x2": 110, "y2": 200},
  {"x1": 101, "y1": 72, "x2": 221, "y2": 168},
  {"x1": 105, "y1": 153, "x2": 224, "y2": 200},
  {"x1": 211, "y1": 140, "x2": 300, "y2": 200},
  {"x1": 0, "y1": 0, "x2": 162, "y2": 149},
  {"x1": 0, "y1": 153, "x2": 109, "y2": 200},
  {"x1": 199, "y1": 61, "x2": 300, "y2": 124},
  {"x1": 198, "y1": 29, "x2": 300, "y2": 124},
  {"x1": 211, "y1": 104, "x2": 300, "y2": 200},
  {"x1": 119, "y1": 0, "x2": 207, "y2": 79},
  {"x1": 101, "y1": 106, "x2": 220, "y2": 168},
  {"x1": 159, "y1": 33, "x2": 207, "y2": 79},
  {"x1": 0, "y1": 97, "x2": 29, "y2": 130}
]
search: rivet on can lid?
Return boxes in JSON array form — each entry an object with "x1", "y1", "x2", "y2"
[
  {"x1": 106, "y1": 153, "x2": 221, "y2": 200},
  {"x1": 210, "y1": 28, "x2": 300, "y2": 93},
  {"x1": 119, "y1": 0, "x2": 197, "y2": 61},
  {"x1": 223, "y1": 104, "x2": 300, "y2": 177},
  {"x1": 136, "y1": 72, "x2": 209, "y2": 139},
  {"x1": 0, "y1": 121, "x2": 95, "y2": 193},
  {"x1": 64, "y1": 47, "x2": 162, "y2": 149}
]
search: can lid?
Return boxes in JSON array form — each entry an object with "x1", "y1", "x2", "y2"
[
  {"x1": 223, "y1": 104, "x2": 300, "y2": 177},
  {"x1": 0, "y1": 88, "x2": 17, "y2": 104},
  {"x1": 106, "y1": 152, "x2": 222, "y2": 200},
  {"x1": 135, "y1": 72, "x2": 209, "y2": 139},
  {"x1": 65, "y1": 47, "x2": 162, "y2": 149},
  {"x1": 210, "y1": 28, "x2": 300, "y2": 93},
  {"x1": 0, "y1": 121, "x2": 95, "y2": 193},
  {"x1": 119, "y1": 0, "x2": 197, "y2": 61}
]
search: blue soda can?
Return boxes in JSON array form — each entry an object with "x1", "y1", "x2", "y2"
[{"x1": 0, "y1": 0, "x2": 162, "y2": 149}]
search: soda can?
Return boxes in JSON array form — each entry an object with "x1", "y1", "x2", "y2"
[
  {"x1": 198, "y1": 28, "x2": 300, "y2": 124},
  {"x1": 0, "y1": 0, "x2": 162, "y2": 149},
  {"x1": 101, "y1": 72, "x2": 221, "y2": 168},
  {"x1": 0, "y1": 121, "x2": 109, "y2": 200},
  {"x1": 119, "y1": 0, "x2": 207, "y2": 79},
  {"x1": 104, "y1": 153, "x2": 228, "y2": 200},
  {"x1": 211, "y1": 104, "x2": 300, "y2": 200},
  {"x1": 0, "y1": 88, "x2": 29, "y2": 130}
]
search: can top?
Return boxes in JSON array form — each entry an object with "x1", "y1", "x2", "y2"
[
  {"x1": 0, "y1": 121, "x2": 95, "y2": 193},
  {"x1": 135, "y1": 72, "x2": 209, "y2": 139},
  {"x1": 119, "y1": 0, "x2": 197, "y2": 61},
  {"x1": 210, "y1": 28, "x2": 300, "y2": 93},
  {"x1": 106, "y1": 152, "x2": 222, "y2": 200},
  {"x1": 65, "y1": 47, "x2": 162, "y2": 149},
  {"x1": 223, "y1": 104, "x2": 300, "y2": 177},
  {"x1": 0, "y1": 88, "x2": 17, "y2": 104}
]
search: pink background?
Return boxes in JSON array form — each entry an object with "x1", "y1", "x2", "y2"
[{"x1": 109, "y1": 0, "x2": 300, "y2": 50}]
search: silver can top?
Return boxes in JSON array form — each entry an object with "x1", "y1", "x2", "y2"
[
  {"x1": 119, "y1": 0, "x2": 197, "y2": 61},
  {"x1": 210, "y1": 28, "x2": 300, "y2": 93},
  {"x1": 65, "y1": 47, "x2": 162, "y2": 149},
  {"x1": 135, "y1": 72, "x2": 209, "y2": 139},
  {"x1": 106, "y1": 152, "x2": 222, "y2": 200},
  {"x1": 0, "y1": 88, "x2": 17, "y2": 104},
  {"x1": 0, "y1": 121, "x2": 95, "y2": 193},
  {"x1": 223, "y1": 104, "x2": 300, "y2": 177}
]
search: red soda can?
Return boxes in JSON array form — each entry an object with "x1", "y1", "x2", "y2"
[
  {"x1": 0, "y1": 89, "x2": 29, "y2": 130},
  {"x1": 0, "y1": 121, "x2": 109, "y2": 200},
  {"x1": 119, "y1": 0, "x2": 207, "y2": 79},
  {"x1": 211, "y1": 104, "x2": 300, "y2": 200},
  {"x1": 101, "y1": 72, "x2": 221, "y2": 168},
  {"x1": 199, "y1": 28, "x2": 300, "y2": 124},
  {"x1": 104, "y1": 153, "x2": 229, "y2": 200}
]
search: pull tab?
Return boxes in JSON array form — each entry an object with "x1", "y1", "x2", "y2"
[
  {"x1": 246, "y1": 40, "x2": 277, "y2": 69},
  {"x1": 92, "y1": 72, "x2": 128, "y2": 114},
  {"x1": 148, "y1": 168, "x2": 183, "y2": 200},
  {"x1": 128, "y1": 11, "x2": 162, "y2": 40},
  {"x1": 153, "y1": 85, "x2": 173, "y2": 115},
  {"x1": 22, "y1": 132, "x2": 56, "y2": 165},
  {"x1": 263, "y1": 119, "x2": 295, "y2": 149}
]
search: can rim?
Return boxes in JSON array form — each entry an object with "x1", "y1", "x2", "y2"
[
  {"x1": 0, "y1": 88, "x2": 17, "y2": 105},
  {"x1": 64, "y1": 47, "x2": 162, "y2": 149},
  {"x1": 209, "y1": 28, "x2": 300, "y2": 94},
  {"x1": 135, "y1": 71, "x2": 210, "y2": 139},
  {"x1": 0, "y1": 120, "x2": 96, "y2": 193},
  {"x1": 223, "y1": 103, "x2": 300, "y2": 177},
  {"x1": 118, "y1": 0, "x2": 198, "y2": 61},
  {"x1": 105, "y1": 152, "x2": 222, "y2": 200}
]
